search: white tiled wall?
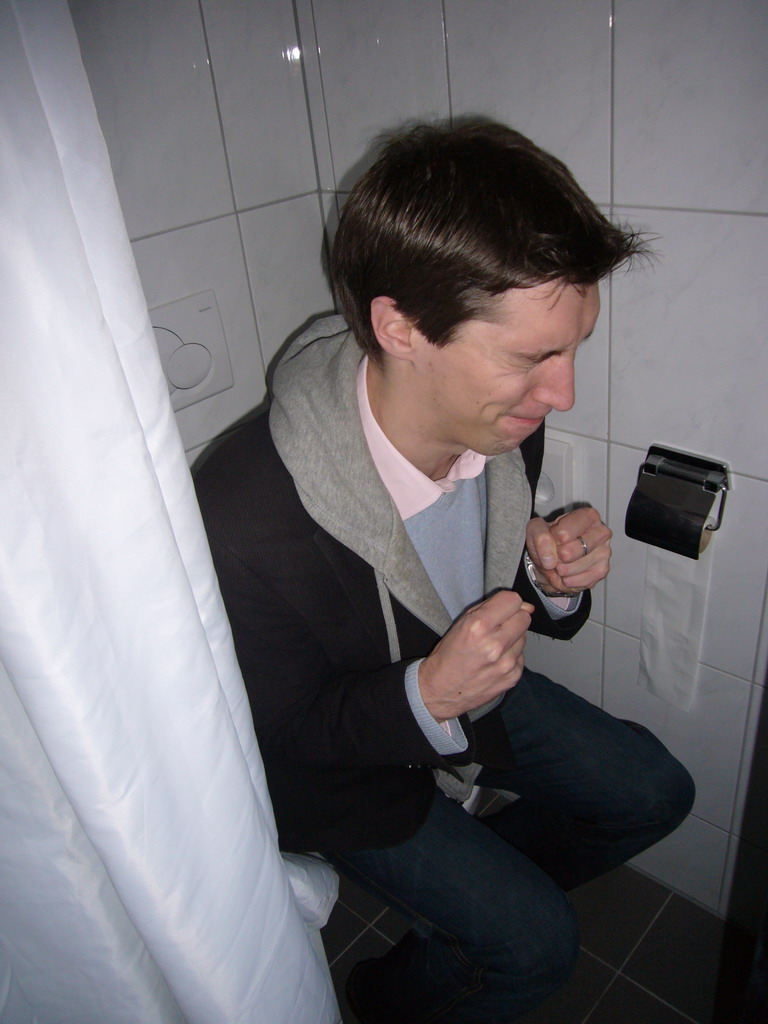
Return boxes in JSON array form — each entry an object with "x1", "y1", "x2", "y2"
[
  {"x1": 613, "y1": 0, "x2": 768, "y2": 214},
  {"x1": 71, "y1": 0, "x2": 768, "y2": 923},
  {"x1": 445, "y1": 0, "x2": 613, "y2": 204},
  {"x1": 199, "y1": 0, "x2": 317, "y2": 209},
  {"x1": 69, "y1": 0, "x2": 233, "y2": 239},
  {"x1": 300, "y1": 0, "x2": 450, "y2": 188}
]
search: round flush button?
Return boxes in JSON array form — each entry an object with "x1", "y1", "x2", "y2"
[{"x1": 165, "y1": 343, "x2": 212, "y2": 389}]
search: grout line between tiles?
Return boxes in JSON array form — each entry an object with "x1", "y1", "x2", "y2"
[
  {"x1": 596, "y1": 888, "x2": 705, "y2": 1020},
  {"x1": 291, "y1": 0, "x2": 328, "y2": 197},
  {"x1": 328, "y1": 920, "x2": 391, "y2": 969},
  {"x1": 193, "y1": 0, "x2": 269, "y2": 382},
  {"x1": 580, "y1": 968, "x2": 620, "y2": 1024},
  {"x1": 441, "y1": 0, "x2": 452, "y2": 122},
  {"x1": 616, "y1": 889, "x2": 673, "y2": 974},
  {"x1": 336, "y1": 897, "x2": 379, "y2": 926},
  {"x1": 577, "y1": 889, "x2": 678, "y2": 1022},
  {"x1": 619, "y1": 977, "x2": 699, "y2": 1024},
  {"x1": 327, "y1": 921, "x2": 369, "y2": 968},
  {"x1": 129, "y1": 191, "x2": 324, "y2": 244},
  {"x1": 367, "y1": 920, "x2": 398, "y2": 945},
  {"x1": 581, "y1": 968, "x2": 700, "y2": 1024},
  {"x1": 612, "y1": 202, "x2": 768, "y2": 219}
]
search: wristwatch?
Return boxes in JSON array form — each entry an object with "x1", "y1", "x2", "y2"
[{"x1": 524, "y1": 550, "x2": 579, "y2": 599}]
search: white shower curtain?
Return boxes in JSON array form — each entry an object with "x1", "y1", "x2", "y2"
[{"x1": 0, "y1": 1, "x2": 338, "y2": 1021}]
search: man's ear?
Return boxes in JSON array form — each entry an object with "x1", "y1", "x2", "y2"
[{"x1": 370, "y1": 296, "x2": 418, "y2": 362}]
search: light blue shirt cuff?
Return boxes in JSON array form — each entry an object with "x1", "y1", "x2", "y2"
[
  {"x1": 537, "y1": 589, "x2": 582, "y2": 620},
  {"x1": 404, "y1": 660, "x2": 468, "y2": 755}
]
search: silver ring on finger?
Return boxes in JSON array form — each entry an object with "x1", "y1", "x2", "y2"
[{"x1": 578, "y1": 535, "x2": 588, "y2": 557}]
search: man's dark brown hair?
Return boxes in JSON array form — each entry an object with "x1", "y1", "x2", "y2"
[{"x1": 331, "y1": 119, "x2": 647, "y2": 362}]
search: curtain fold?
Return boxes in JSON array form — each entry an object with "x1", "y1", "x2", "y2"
[{"x1": 0, "y1": 1, "x2": 337, "y2": 1020}]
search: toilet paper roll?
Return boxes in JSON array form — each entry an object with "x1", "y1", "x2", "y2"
[{"x1": 636, "y1": 543, "x2": 713, "y2": 709}]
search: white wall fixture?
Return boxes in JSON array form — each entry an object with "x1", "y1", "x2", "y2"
[
  {"x1": 536, "y1": 437, "x2": 574, "y2": 518},
  {"x1": 151, "y1": 290, "x2": 234, "y2": 411}
]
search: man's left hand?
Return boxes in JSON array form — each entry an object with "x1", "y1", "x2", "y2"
[{"x1": 526, "y1": 506, "x2": 612, "y2": 595}]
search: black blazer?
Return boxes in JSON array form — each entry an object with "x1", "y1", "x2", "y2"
[{"x1": 195, "y1": 414, "x2": 589, "y2": 852}]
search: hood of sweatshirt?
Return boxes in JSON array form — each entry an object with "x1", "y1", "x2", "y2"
[{"x1": 269, "y1": 315, "x2": 531, "y2": 637}]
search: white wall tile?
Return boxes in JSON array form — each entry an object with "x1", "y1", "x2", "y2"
[
  {"x1": 132, "y1": 217, "x2": 266, "y2": 453},
  {"x1": 71, "y1": 0, "x2": 232, "y2": 238},
  {"x1": 614, "y1": 0, "x2": 768, "y2": 213},
  {"x1": 604, "y1": 630, "x2": 751, "y2": 833},
  {"x1": 545, "y1": 430, "x2": 608, "y2": 512},
  {"x1": 525, "y1": 619, "x2": 603, "y2": 708},
  {"x1": 545, "y1": 429, "x2": 608, "y2": 623},
  {"x1": 605, "y1": 442, "x2": 646, "y2": 638},
  {"x1": 630, "y1": 813, "x2": 728, "y2": 913},
  {"x1": 698, "y1": 474, "x2": 768, "y2": 680},
  {"x1": 240, "y1": 195, "x2": 334, "y2": 371},
  {"x1": 321, "y1": 192, "x2": 342, "y2": 252},
  {"x1": 294, "y1": 0, "x2": 335, "y2": 190},
  {"x1": 201, "y1": 0, "x2": 317, "y2": 209},
  {"x1": 310, "y1": 0, "x2": 449, "y2": 187},
  {"x1": 446, "y1": 0, "x2": 612, "y2": 204},
  {"x1": 610, "y1": 208, "x2": 768, "y2": 481},
  {"x1": 547, "y1": 277, "x2": 609, "y2": 440}
]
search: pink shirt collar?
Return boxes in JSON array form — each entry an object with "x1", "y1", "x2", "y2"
[{"x1": 357, "y1": 357, "x2": 487, "y2": 520}]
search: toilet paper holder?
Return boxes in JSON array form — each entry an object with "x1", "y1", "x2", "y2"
[
  {"x1": 642, "y1": 446, "x2": 728, "y2": 530},
  {"x1": 625, "y1": 445, "x2": 729, "y2": 557}
]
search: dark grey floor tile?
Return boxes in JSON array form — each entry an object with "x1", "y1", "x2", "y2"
[
  {"x1": 322, "y1": 901, "x2": 371, "y2": 965},
  {"x1": 370, "y1": 905, "x2": 412, "y2": 944},
  {"x1": 587, "y1": 976, "x2": 693, "y2": 1024},
  {"x1": 330, "y1": 927, "x2": 394, "y2": 1024},
  {"x1": 516, "y1": 950, "x2": 615, "y2": 1024},
  {"x1": 337, "y1": 871, "x2": 391, "y2": 924},
  {"x1": 570, "y1": 865, "x2": 671, "y2": 968},
  {"x1": 623, "y1": 894, "x2": 755, "y2": 1023}
]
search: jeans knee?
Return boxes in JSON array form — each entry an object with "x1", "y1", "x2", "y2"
[
  {"x1": 536, "y1": 919, "x2": 578, "y2": 1009},
  {"x1": 623, "y1": 720, "x2": 696, "y2": 832},
  {"x1": 493, "y1": 890, "x2": 580, "y2": 1007},
  {"x1": 662, "y1": 758, "x2": 696, "y2": 830},
  {"x1": 535, "y1": 894, "x2": 580, "y2": 991}
]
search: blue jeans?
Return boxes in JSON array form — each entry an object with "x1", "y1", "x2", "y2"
[{"x1": 326, "y1": 668, "x2": 695, "y2": 1024}]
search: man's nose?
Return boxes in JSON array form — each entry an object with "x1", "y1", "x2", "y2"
[{"x1": 532, "y1": 357, "x2": 575, "y2": 412}]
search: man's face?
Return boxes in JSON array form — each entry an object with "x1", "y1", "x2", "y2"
[{"x1": 408, "y1": 281, "x2": 600, "y2": 459}]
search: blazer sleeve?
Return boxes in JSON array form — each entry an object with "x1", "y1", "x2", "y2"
[
  {"x1": 206, "y1": 536, "x2": 463, "y2": 770},
  {"x1": 195, "y1": 418, "x2": 468, "y2": 774}
]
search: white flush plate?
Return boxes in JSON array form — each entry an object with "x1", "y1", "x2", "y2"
[
  {"x1": 536, "y1": 437, "x2": 574, "y2": 517},
  {"x1": 150, "y1": 290, "x2": 233, "y2": 411}
]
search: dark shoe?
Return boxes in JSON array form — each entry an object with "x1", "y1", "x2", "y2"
[
  {"x1": 346, "y1": 957, "x2": 410, "y2": 1024},
  {"x1": 345, "y1": 959, "x2": 378, "y2": 1023}
]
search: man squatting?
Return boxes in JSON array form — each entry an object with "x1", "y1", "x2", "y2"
[{"x1": 195, "y1": 121, "x2": 695, "y2": 1024}]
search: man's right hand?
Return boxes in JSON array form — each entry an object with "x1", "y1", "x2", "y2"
[{"x1": 418, "y1": 590, "x2": 534, "y2": 722}]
